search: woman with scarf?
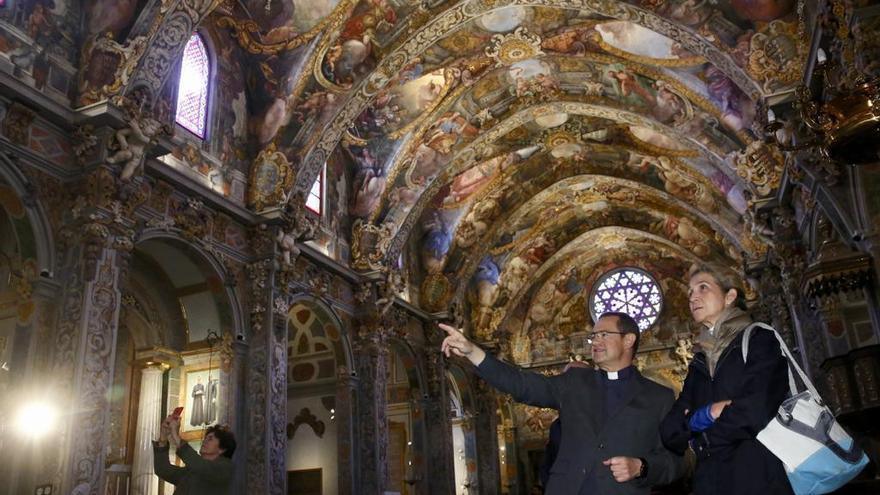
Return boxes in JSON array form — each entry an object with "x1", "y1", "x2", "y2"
[{"x1": 660, "y1": 264, "x2": 793, "y2": 494}]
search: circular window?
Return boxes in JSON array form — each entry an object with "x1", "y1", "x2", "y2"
[{"x1": 589, "y1": 268, "x2": 662, "y2": 331}]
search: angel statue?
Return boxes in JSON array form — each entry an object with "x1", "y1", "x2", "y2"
[{"x1": 107, "y1": 115, "x2": 166, "y2": 181}]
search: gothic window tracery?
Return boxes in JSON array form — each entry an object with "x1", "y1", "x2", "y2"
[{"x1": 589, "y1": 267, "x2": 663, "y2": 331}]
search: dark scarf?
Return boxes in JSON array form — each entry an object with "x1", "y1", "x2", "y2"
[{"x1": 695, "y1": 306, "x2": 752, "y2": 376}]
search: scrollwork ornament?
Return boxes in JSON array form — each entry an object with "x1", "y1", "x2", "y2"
[
  {"x1": 78, "y1": 33, "x2": 149, "y2": 105},
  {"x1": 248, "y1": 144, "x2": 295, "y2": 211},
  {"x1": 748, "y1": 20, "x2": 804, "y2": 92},
  {"x1": 485, "y1": 27, "x2": 544, "y2": 67},
  {"x1": 351, "y1": 219, "x2": 394, "y2": 271},
  {"x1": 735, "y1": 141, "x2": 785, "y2": 197}
]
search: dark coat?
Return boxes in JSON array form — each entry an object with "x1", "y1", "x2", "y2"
[
  {"x1": 659, "y1": 319, "x2": 794, "y2": 495},
  {"x1": 153, "y1": 442, "x2": 233, "y2": 495},
  {"x1": 477, "y1": 354, "x2": 684, "y2": 495},
  {"x1": 540, "y1": 418, "x2": 562, "y2": 491}
]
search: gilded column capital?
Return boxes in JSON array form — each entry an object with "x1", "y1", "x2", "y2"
[{"x1": 134, "y1": 347, "x2": 182, "y2": 370}]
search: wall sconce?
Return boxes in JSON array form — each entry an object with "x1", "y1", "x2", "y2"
[{"x1": 764, "y1": 49, "x2": 880, "y2": 164}]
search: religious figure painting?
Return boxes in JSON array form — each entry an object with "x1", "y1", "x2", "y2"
[{"x1": 181, "y1": 368, "x2": 221, "y2": 433}]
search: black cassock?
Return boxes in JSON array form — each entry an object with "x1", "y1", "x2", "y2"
[{"x1": 190, "y1": 382, "x2": 206, "y2": 426}]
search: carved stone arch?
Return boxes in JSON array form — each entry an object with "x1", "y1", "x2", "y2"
[
  {"x1": 287, "y1": 292, "x2": 354, "y2": 373},
  {"x1": 133, "y1": 229, "x2": 246, "y2": 342},
  {"x1": 386, "y1": 336, "x2": 429, "y2": 398},
  {"x1": 0, "y1": 153, "x2": 56, "y2": 275},
  {"x1": 447, "y1": 364, "x2": 478, "y2": 414},
  {"x1": 384, "y1": 335, "x2": 430, "y2": 492}
]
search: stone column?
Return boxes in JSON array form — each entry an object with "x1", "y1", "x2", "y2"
[
  {"x1": 48, "y1": 228, "x2": 130, "y2": 495},
  {"x1": 423, "y1": 352, "x2": 454, "y2": 495},
  {"x1": 245, "y1": 256, "x2": 289, "y2": 495},
  {"x1": 355, "y1": 328, "x2": 390, "y2": 495},
  {"x1": 473, "y1": 383, "x2": 501, "y2": 495},
  {"x1": 336, "y1": 367, "x2": 359, "y2": 495},
  {"x1": 131, "y1": 364, "x2": 166, "y2": 495}
]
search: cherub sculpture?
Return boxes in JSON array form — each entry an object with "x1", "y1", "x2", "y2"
[
  {"x1": 375, "y1": 265, "x2": 405, "y2": 316},
  {"x1": 674, "y1": 337, "x2": 694, "y2": 373},
  {"x1": 107, "y1": 116, "x2": 165, "y2": 181},
  {"x1": 276, "y1": 192, "x2": 317, "y2": 267}
]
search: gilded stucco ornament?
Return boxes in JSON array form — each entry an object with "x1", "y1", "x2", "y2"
[
  {"x1": 247, "y1": 144, "x2": 295, "y2": 211},
  {"x1": 748, "y1": 20, "x2": 804, "y2": 93},
  {"x1": 216, "y1": 0, "x2": 356, "y2": 56},
  {"x1": 485, "y1": 27, "x2": 544, "y2": 67},
  {"x1": 351, "y1": 219, "x2": 394, "y2": 271},
  {"x1": 1, "y1": 103, "x2": 35, "y2": 146},
  {"x1": 420, "y1": 273, "x2": 452, "y2": 313},
  {"x1": 78, "y1": 33, "x2": 149, "y2": 106},
  {"x1": 735, "y1": 140, "x2": 784, "y2": 198}
]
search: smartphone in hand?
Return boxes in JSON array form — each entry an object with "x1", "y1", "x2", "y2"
[{"x1": 171, "y1": 406, "x2": 184, "y2": 419}]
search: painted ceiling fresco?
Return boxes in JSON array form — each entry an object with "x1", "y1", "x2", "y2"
[
  {"x1": 5, "y1": 0, "x2": 801, "y2": 363},
  {"x1": 212, "y1": 0, "x2": 799, "y2": 362}
]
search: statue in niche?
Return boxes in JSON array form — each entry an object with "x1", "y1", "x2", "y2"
[{"x1": 107, "y1": 115, "x2": 167, "y2": 181}]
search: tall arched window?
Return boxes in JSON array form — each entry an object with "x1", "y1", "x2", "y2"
[
  {"x1": 175, "y1": 34, "x2": 210, "y2": 139},
  {"x1": 305, "y1": 164, "x2": 324, "y2": 215}
]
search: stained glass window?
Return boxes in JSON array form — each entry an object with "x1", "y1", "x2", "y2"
[
  {"x1": 305, "y1": 165, "x2": 324, "y2": 215},
  {"x1": 590, "y1": 267, "x2": 662, "y2": 331},
  {"x1": 175, "y1": 34, "x2": 210, "y2": 139}
]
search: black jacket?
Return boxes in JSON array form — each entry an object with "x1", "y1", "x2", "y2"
[
  {"x1": 153, "y1": 442, "x2": 233, "y2": 495},
  {"x1": 660, "y1": 320, "x2": 794, "y2": 495},
  {"x1": 477, "y1": 354, "x2": 684, "y2": 495}
]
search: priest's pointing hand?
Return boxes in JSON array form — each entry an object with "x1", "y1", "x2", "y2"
[{"x1": 439, "y1": 323, "x2": 486, "y2": 366}]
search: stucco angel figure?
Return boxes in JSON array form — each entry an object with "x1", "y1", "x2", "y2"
[
  {"x1": 107, "y1": 115, "x2": 165, "y2": 181},
  {"x1": 674, "y1": 337, "x2": 694, "y2": 373},
  {"x1": 376, "y1": 265, "x2": 405, "y2": 315},
  {"x1": 277, "y1": 193, "x2": 318, "y2": 267}
]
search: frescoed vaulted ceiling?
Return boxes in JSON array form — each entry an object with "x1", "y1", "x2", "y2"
[{"x1": 210, "y1": 0, "x2": 803, "y2": 363}]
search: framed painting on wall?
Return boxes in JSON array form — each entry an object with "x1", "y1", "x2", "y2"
[{"x1": 179, "y1": 367, "x2": 221, "y2": 439}]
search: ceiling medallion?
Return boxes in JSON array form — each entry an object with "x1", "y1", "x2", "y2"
[
  {"x1": 544, "y1": 128, "x2": 579, "y2": 149},
  {"x1": 540, "y1": 119, "x2": 607, "y2": 155},
  {"x1": 485, "y1": 27, "x2": 544, "y2": 68}
]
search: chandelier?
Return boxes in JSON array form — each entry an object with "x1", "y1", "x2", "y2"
[{"x1": 764, "y1": 49, "x2": 880, "y2": 164}]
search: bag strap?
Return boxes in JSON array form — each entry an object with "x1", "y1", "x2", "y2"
[{"x1": 741, "y1": 322, "x2": 818, "y2": 398}]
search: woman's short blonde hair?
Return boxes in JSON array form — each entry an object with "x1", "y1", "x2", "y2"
[{"x1": 687, "y1": 263, "x2": 747, "y2": 310}]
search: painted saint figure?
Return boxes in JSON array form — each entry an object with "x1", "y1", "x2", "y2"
[
  {"x1": 206, "y1": 378, "x2": 219, "y2": 424},
  {"x1": 190, "y1": 377, "x2": 206, "y2": 427}
]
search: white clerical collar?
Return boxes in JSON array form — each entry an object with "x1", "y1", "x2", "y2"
[{"x1": 607, "y1": 370, "x2": 619, "y2": 380}]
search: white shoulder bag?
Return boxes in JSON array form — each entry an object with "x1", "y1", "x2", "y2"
[{"x1": 742, "y1": 323, "x2": 868, "y2": 495}]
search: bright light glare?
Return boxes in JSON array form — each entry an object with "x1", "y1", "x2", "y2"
[{"x1": 15, "y1": 402, "x2": 58, "y2": 438}]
